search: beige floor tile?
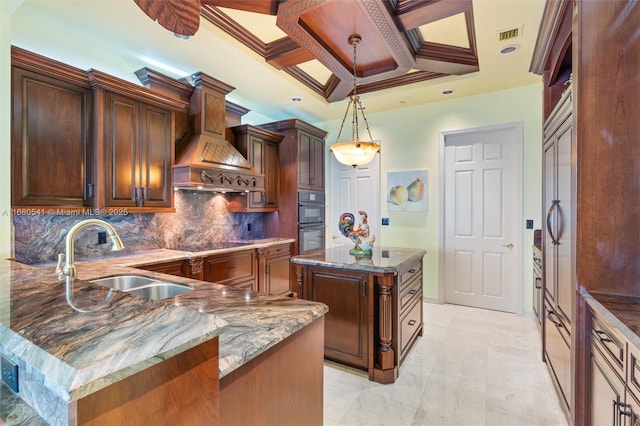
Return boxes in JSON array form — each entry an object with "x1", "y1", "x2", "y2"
[{"x1": 323, "y1": 302, "x2": 569, "y2": 426}]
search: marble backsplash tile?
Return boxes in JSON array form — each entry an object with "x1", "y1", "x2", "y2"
[{"x1": 13, "y1": 192, "x2": 264, "y2": 264}]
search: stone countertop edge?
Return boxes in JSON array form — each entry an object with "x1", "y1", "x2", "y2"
[
  {"x1": 581, "y1": 289, "x2": 640, "y2": 350},
  {"x1": 291, "y1": 246, "x2": 427, "y2": 274}
]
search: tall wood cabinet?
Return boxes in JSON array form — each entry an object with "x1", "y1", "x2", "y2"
[
  {"x1": 260, "y1": 119, "x2": 327, "y2": 257},
  {"x1": 531, "y1": 0, "x2": 573, "y2": 421},
  {"x1": 11, "y1": 47, "x2": 94, "y2": 209}
]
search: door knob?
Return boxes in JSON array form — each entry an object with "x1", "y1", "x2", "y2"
[{"x1": 502, "y1": 243, "x2": 514, "y2": 249}]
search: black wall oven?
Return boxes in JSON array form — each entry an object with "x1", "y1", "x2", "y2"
[{"x1": 298, "y1": 191, "x2": 325, "y2": 254}]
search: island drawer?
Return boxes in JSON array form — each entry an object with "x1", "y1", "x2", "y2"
[
  {"x1": 399, "y1": 260, "x2": 422, "y2": 287},
  {"x1": 400, "y1": 297, "x2": 422, "y2": 358},
  {"x1": 400, "y1": 275, "x2": 422, "y2": 311}
]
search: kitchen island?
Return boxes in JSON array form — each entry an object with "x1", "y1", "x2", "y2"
[
  {"x1": 292, "y1": 246, "x2": 426, "y2": 384},
  {"x1": 0, "y1": 239, "x2": 327, "y2": 425}
]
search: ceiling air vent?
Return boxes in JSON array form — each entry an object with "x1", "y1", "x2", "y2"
[{"x1": 498, "y1": 26, "x2": 522, "y2": 41}]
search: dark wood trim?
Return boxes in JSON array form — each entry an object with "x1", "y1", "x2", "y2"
[
  {"x1": 395, "y1": 0, "x2": 472, "y2": 30},
  {"x1": 11, "y1": 46, "x2": 91, "y2": 87}
]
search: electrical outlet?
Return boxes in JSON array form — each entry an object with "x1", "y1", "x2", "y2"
[
  {"x1": 247, "y1": 223, "x2": 252, "y2": 232},
  {"x1": 382, "y1": 217, "x2": 389, "y2": 226},
  {"x1": 526, "y1": 219, "x2": 534, "y2": 229},
  {"x1": 98, "y1": 231, "x2": 107, "y2": 244},
  {"x1": 1, "y1": 356, "x2": 18, "y2": 393}
]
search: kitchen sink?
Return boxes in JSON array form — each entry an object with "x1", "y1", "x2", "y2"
[{"x1": 90, "y1": 275, "x2": 193, "y2": 300}]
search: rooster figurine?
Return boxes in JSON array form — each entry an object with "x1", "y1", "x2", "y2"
[{"x1": 339, "y1": 210, "x2": 375, "y2": 256}]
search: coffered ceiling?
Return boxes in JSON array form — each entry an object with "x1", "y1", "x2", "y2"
[{"x1": 9, "y1": 0, "x2": 546, "y2": 123}]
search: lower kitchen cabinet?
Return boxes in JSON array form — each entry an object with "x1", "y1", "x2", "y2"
[
  {"x1": 257, "y1": 243, "x2": 292, "y2": 295},
  {"x1": 304, "y1": 266, "x2": 368, "y2": 369},
  {"x1": 203, "y1": 249, "x2": 257, "y2": 291},
  {"x1": 588, "y1": 300, "x2": 640, "y2": 425}
]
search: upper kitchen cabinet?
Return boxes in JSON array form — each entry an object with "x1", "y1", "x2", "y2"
[
  {"x1": 88, "y1": 70, "x2": 188, "y2": 212},
  {"x1": 11, "y1": 47, "x2": 94, "y2": 209},
  {"x1": 260, "y1": 119, "x2": 327, "y2": 192},
  {"x1": 529, "y1": 0, "x2": 572, "y2": 121},
  {"x1": 229, "y1": 125, "x2": 284, "y2": 212}
]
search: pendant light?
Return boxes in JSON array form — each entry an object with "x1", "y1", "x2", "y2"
[{"x1": 329, "y1": 35, "x2": 381, "y2": 168}]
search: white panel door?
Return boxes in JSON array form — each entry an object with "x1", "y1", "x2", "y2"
[
  {"x1": 443, "y1": 125, "x2": 520, "y2": 312},
  {"x1": 328, "y1": 155, "x2": 380, "y2": 248}
]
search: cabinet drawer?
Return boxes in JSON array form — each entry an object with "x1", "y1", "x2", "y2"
[
  {"x1": 591, "y1": 312, "x2": 625, "y2": 379},
  {"x1": 136, "y1": 260, "x2": 186, "y2": 277},
  {"x1": 400, "y1": 275, "x2": 422, "y2": 311},
  {"x1": 400, "y1": 298, "x2": 422, "y2": 356},
  {"x1": 267, "y1": 244, "x2": 291, "y2": 258},
  {"x1": 399, "y1": 261, "x2": 422, "y2": 288},
  {"x1": 628, "y1": 344, "x2": 640, "y2": 400},
  {"x1": 205, "y1": 250, "x2": 255, "y2": 284}
]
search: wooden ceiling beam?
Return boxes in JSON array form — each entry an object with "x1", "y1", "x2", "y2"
[
  {"x1": 201, "y1": 0, "x2": 279, "y2": 15},
  {"x1": 395, "y1": 0, "x2": 472, "y2": 30},
  {"x1": 266, "y1": 38, "x2": 315, "y2": 69},
  {"x1": 415, "y1": 42, "x2": 479, "y2": 74}
]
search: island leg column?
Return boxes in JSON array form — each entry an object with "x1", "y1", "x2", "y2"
[{"x1": 373, "y1": 273, "x2": 398, "y2": 384}]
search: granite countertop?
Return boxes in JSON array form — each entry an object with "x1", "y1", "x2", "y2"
[
  {"x1": 0, "y1": 238, "x2": 327, "y2": 418},
  {"x1": 291, "y1": 246, "x2": 427, "y2": 273},
  {"x1": 582, "y1": 289, "x2": 640, "y2": 350}
]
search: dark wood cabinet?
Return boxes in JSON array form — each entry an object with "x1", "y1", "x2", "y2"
[
  {"x1": 101, "y1": 90, "x2": 173, "y2": 210},
  {"x1": 11, "y1": 47, "x2": 94, "y2": 209},
  {"x1": 229, "y1": 125, "x2": 283, "y2": 212},
  {"x1": 304, "y1": 265, "x2": 368, "y2": 369},
  {"x1": 88, "y1": 69, "x2": 186, "y2": 212},
  {"x1": 257, "y1": 243, "x2": 292, "y2": 295},
  {"x1": 297, "y1": 130, "x2": 325, "y2": 191},
  {"x1": 260, "y1": 119, "x2": 327, "y2": 258},
  {"x1": 203, "y1": 249, "x2": 257, "y2": 291}
]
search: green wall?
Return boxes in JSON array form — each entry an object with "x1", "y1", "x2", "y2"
[{"x1": 320, "y1": 84, "x2": 543, "y2": 314}]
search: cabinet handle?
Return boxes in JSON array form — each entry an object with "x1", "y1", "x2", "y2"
[
  {"x1": 535, "y1": 277, "x2": 542, "y2": 289},
  {"x1": 362, "y1": 280, "x2": 367, "y2": 297},
  {"x1": 408, "y1": 290, "x2": 417, "y2": 295},
  {"x1": 86, "y1": 183, "x2": 94, "y2": 198},
  {"x1": 546, "y1": 200, "x2": 560, "y2": 245},
  {"x1": 594, "y1": 329, "x2": 613, "y2": 344},
  {"x1": 616, "y1": 401, "x2": 632, "y2": 418},
  {"x1": 228, "y1": 267, "x2": 237, "y2": 271},
  {"x1": 408, "y1": 320, "x2": 416, "y2": 326},
  {"x1": 408, "y1": 269, "x2": 416, "y2": 273}
]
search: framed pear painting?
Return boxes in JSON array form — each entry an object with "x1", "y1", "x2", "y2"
[{"x1": 387, "y1": 170, "x2": 428, "y2": 212}]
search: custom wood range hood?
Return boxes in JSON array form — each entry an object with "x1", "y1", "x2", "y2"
[{"x1": 172, "y1": 72, "x2": 265, "y2": 193}]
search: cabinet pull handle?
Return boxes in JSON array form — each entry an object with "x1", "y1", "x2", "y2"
[
  {"x1": 87, "y1": 183, "x2": 94, "y2": 198},
  {"x1": 594, "y1": 330, "x2": 613, "y2": 344},
  {"x1": 228, "y1": 267, "x2": 237, "y2": 271},
  {"x1": 535, "y1": 277, "x2": 542, "y2": 289},
  {"x1": 546, "y1": 200, "x2": 560, "y2": 245},
  {"x1": 408, "y1": 269, "x2": 416, "y2": 273},
  {"x1": 362, "y1": 280, "x2": 367, "y2": 297},
  {"x1": 408, "y1": 290, "x2": 417, "y2": 295},
  {"x1": 616, "y1": 401, "x2": 632, "y2": 417},
  {"x1": 408, "y1": 320, "x2": 416, "y2": 326}
]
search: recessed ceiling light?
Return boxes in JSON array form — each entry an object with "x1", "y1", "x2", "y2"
[
  {"x1": 441, "y1": 89, "x2": 455, "y2": 95},
  {"x1": 498, "y1": 44, "x2": 520, "y2": 55},
  {"x1": 291, "y1": 97, "x2": 302, "y2": 102},
  {"x1": 173, "y1": 32, "x2": 192, "y2": 41}
]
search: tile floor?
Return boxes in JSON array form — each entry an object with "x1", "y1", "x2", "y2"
[{"x1": 323, "y1": 302, "x2": 569, "y2": 426}]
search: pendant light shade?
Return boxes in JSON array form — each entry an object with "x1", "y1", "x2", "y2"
[{"x1": 329, "y1": 35, "x2": 380, "y2": 168}]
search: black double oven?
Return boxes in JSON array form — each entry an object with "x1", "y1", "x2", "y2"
[{"x1": 298, "y1": 191, "x2": 325, "y2": 254}]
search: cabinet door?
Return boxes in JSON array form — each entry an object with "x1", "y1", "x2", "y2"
[
  {"x1": 12, "y1": 68, "x2": 93, "y2": 208},
  {"x1": 139, "y1": 103, "x2": 172, "y2": 208},
  {"x1": 266, "y1": 254, "x2": 290, "y2": 295},
  {"x1": 555, "y1": 119, "x2": 573, "y2": 324},
  {"x1": 298, "y1": 132, "x2": 325, "y2": 191},
  {"x1": 591, "y1": 344, "x2": 625, "y2": 426},
  {"x1": 543, "y1": 139, "x2": 557, "y2": 303},
  {"x1": 306, "y1": 266, "x2": 368, "y2": 369},
  {"x1": 103, "y1": 91, "x2": 138, "y2": 207}
]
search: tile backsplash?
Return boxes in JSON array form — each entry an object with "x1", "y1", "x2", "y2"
[{"x1": 13, "y1": 192, "x2": 263, "y2": 264}]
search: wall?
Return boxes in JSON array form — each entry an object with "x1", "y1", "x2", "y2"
[
  {"x1": 320, "y1": 83, "x2": 543, "y2": 315},
  {"x1": 14, "y1": 192, "x2": 263, "y2": 265}
]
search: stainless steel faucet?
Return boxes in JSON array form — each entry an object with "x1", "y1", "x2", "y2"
[{"x1": 55, "y1": 219, "x2": 125, "y2": 278}]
